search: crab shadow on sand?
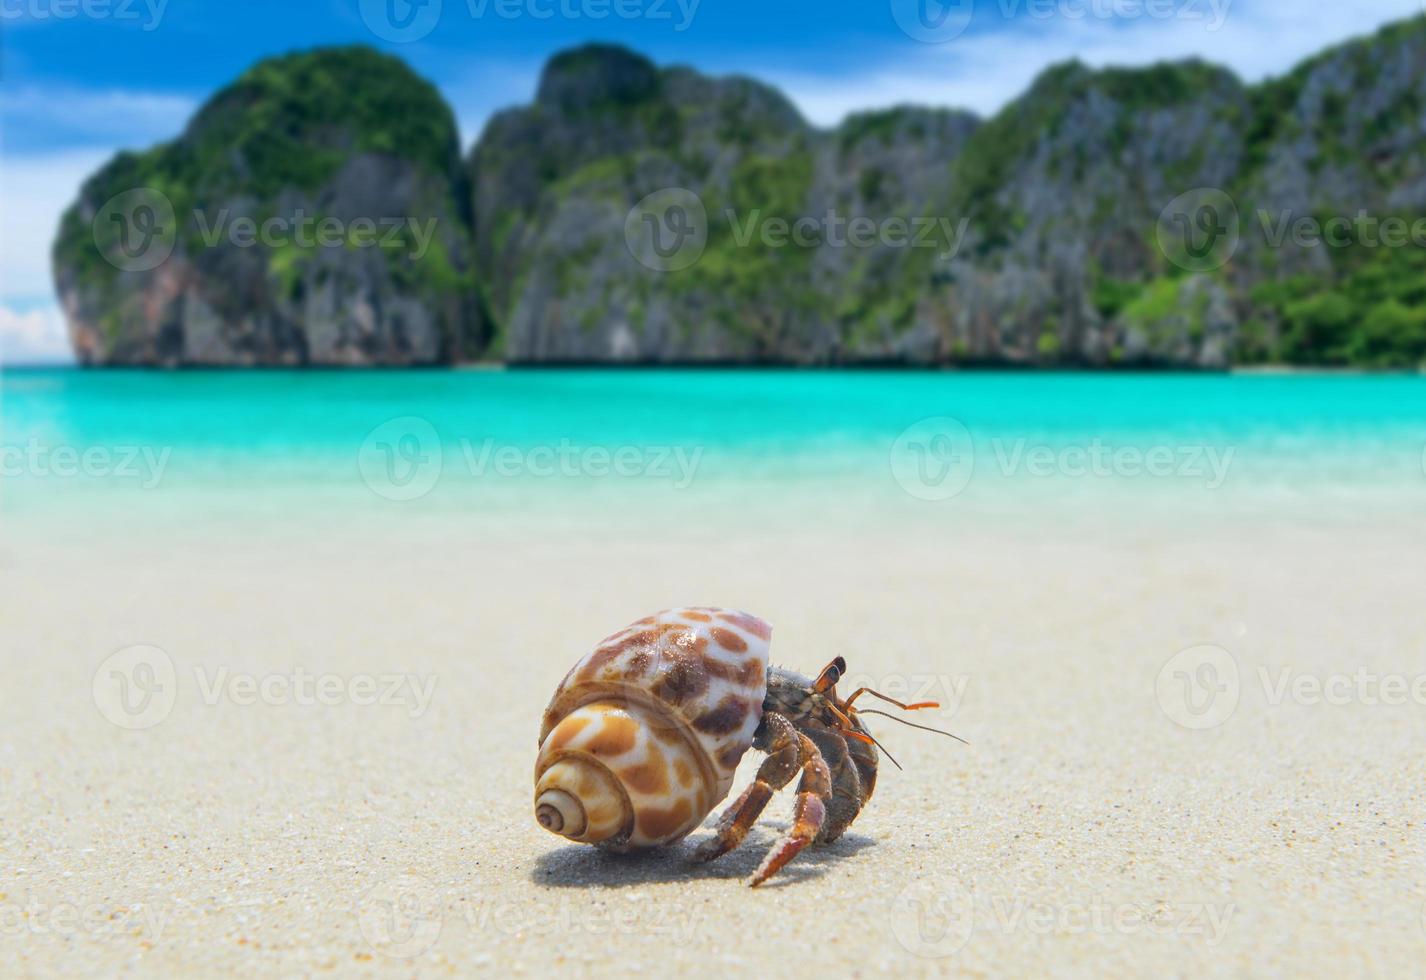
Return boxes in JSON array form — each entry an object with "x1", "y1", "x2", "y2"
[{"x1": 531, "y1": 824, "x2": 876, "y2": 890}]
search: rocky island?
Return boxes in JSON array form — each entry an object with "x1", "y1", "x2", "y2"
[{"x1": 53, "y1": 17, "x2": 1426, "y2": 368}]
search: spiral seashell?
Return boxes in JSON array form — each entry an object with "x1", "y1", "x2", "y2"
[{"x1": 534, "y1": 607, "x2": 773, "y2": 851}]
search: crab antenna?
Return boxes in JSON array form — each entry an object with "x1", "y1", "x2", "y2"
[
  {"x1": 825, "y1": 699, "x2": 902, "y2": 768},
  {"x1": 825, "y1": 701, "x2": 878, "y2": 749},
  {"x1": 843, "y1": 687, "x2": 939, "y2": 712},
  {"x1": 855, "y1": 718, "x2": 902, "y2": 771},
  {"x1": 837, "y1": 726, "x2": 878, "y2": 748},
  {"x1": 856, "y1": 708, "x2": 968, "y2": 745}
]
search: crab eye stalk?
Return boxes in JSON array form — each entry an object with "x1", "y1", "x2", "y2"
[{"x1": 812, "y1": 656, "x2": 846, "y2": 693}]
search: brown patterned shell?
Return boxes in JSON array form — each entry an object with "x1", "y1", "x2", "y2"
[{"x1": 535, "y1": 607, "x2": 772, "y2": 849}]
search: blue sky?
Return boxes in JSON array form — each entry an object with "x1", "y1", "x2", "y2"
[{"x1": 1, "y1": 0, "x2": 1421, "y2": 361}]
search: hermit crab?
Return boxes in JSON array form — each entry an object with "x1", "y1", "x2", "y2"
[{"x1": 534, "y1": 607, "x2": 960, "y2": 886}]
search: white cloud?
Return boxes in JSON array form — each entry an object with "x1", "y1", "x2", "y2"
[
  {"x1": 0, "y1": 85, "x2": 196, "y2": 149},
  {"x1": 771, "y1": 0, "x2": 1426, "y2": 125},
  {"x1": 0, "y1": 86, "x2": 196, "y2": 363},
  {"x1": 0, "y1": 148, "x2": 116, "y2": 305},
  {"x1": 0, "y1": 302, "x2": 73, "y2": 365}
]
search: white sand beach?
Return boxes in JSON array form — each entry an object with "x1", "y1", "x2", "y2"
[{"x1": 4, "y1": 502, "x2": 1425, "y2": 977}]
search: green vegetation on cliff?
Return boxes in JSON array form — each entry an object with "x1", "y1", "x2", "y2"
[
  {"x1": 61, "y1": 46, "x2": 460, "y2": 243},
  {"x1": 53, "y1": 46, "x2": 472, "y2": 365},
  {"x1": 187, "y1": 46, "x2": 460, "y2": 198},
  {"x1": 53, "y1": 16, "x2": 1426, "y2": 367}
]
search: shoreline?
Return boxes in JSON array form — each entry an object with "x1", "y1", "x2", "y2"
[{"x1": 6, "y1": 361, "x2": 1426, "y2": 375}]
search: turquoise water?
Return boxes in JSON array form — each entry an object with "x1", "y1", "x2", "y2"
[{"x1": 3, "y1": 368, "x2": 1425, "y2": 524}]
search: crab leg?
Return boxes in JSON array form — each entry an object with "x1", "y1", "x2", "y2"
[
  {"x1": 694, "y1": 712, "x2": 801, "y2": 863},
  {"x1": 749, "y1": 734, "x2": 831, "y2": 886},
  {"x1": 806, "y1": 728, "x2": 864, "y2": 844},
  {"x1": 694, "y1": 710, "x2": 833, "y2": 882}
]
